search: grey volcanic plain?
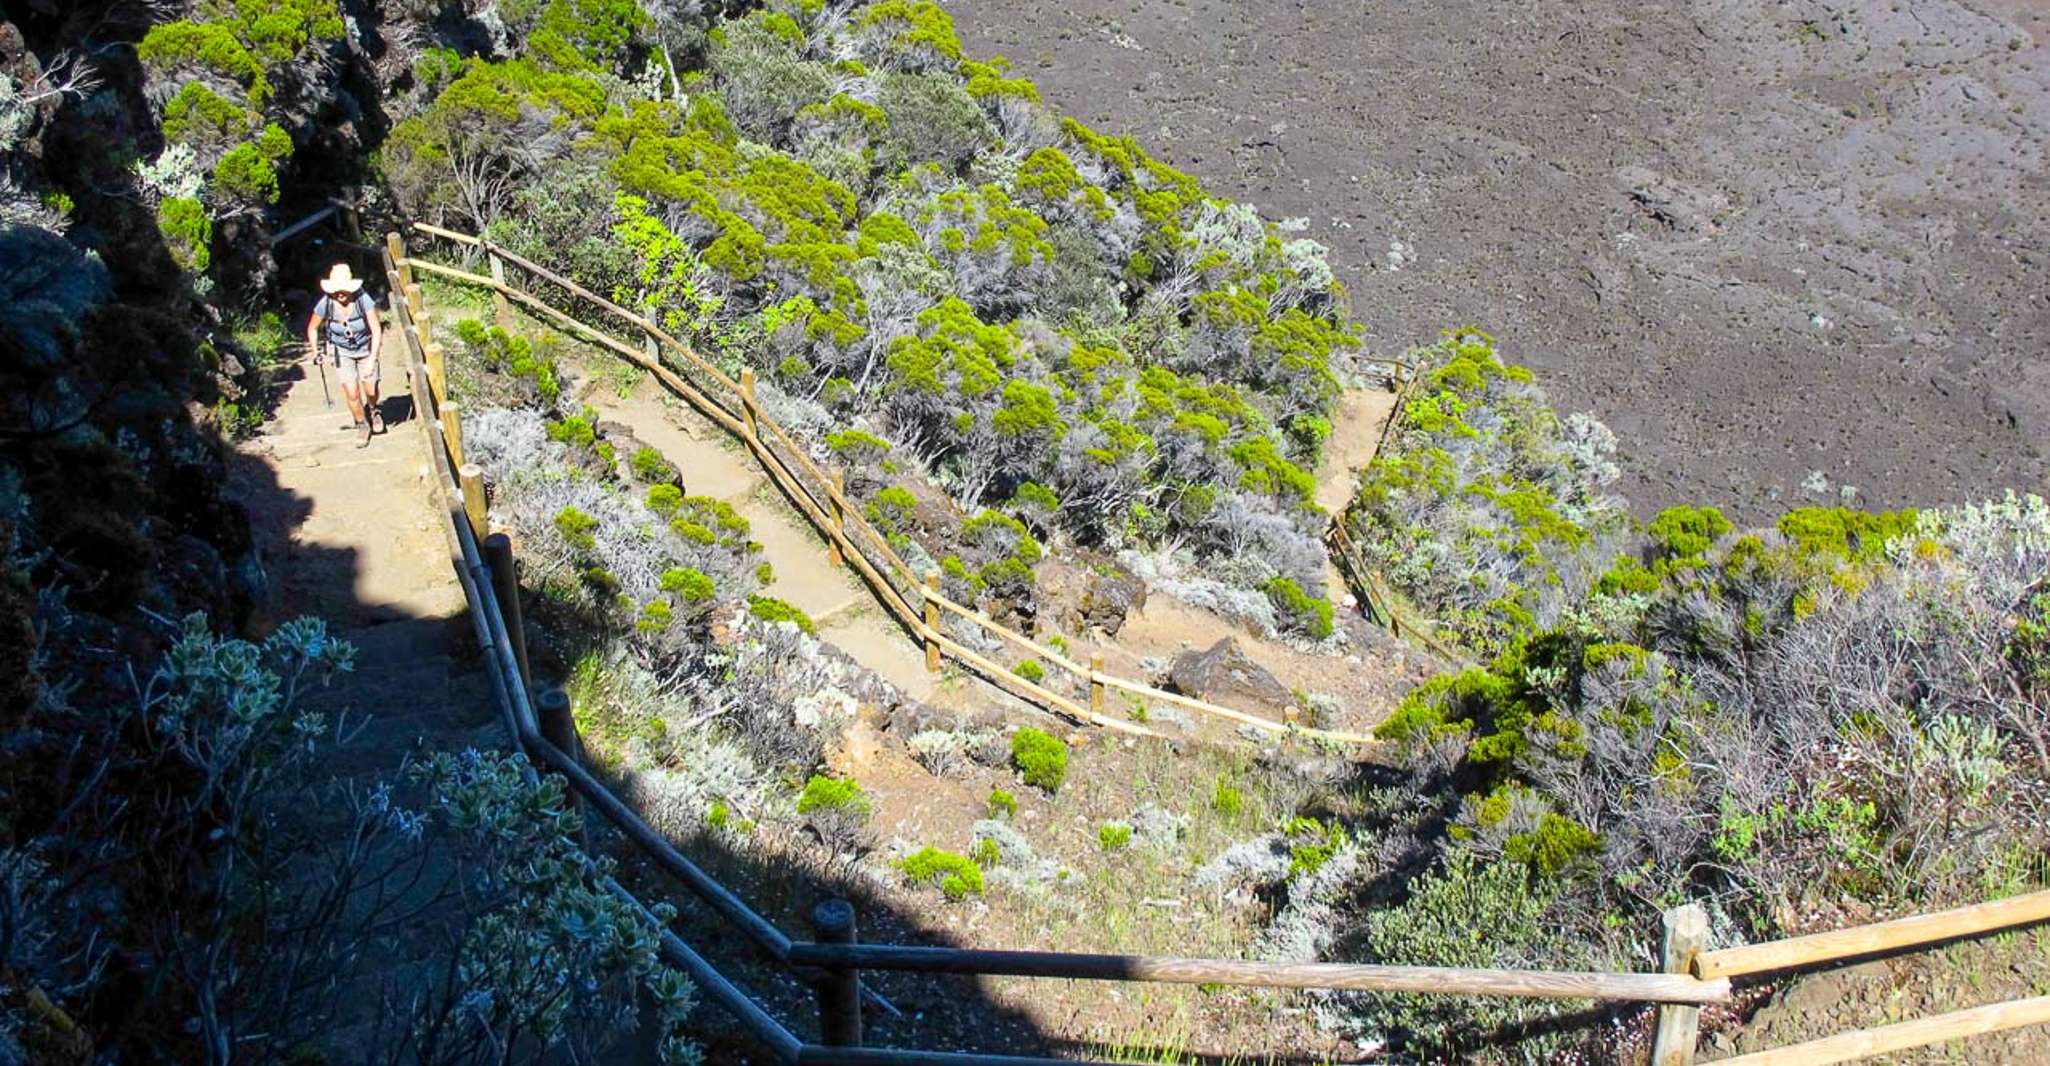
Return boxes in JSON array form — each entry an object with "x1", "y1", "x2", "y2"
[{"x1": 949, "y1": 0, "x2": 2050, "y2": 518}]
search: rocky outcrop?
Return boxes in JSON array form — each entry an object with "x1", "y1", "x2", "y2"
[
  {"x1": 1079, "y1": 560, "x2": 1146, "y2": 636},
  {"x1": 1166, "y1": 637, "x2": 1290, "y2": 712}
]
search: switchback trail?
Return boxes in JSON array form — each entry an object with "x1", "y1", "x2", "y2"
[{"x1": 588, "y1": 383, "x2": 944, "y2": 706}]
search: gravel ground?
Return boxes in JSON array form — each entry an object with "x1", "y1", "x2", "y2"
[{"x1": 949, "y1": 0, "x2": 2050, "y2": 520}]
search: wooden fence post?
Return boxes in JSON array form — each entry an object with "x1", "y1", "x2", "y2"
[
  {"x1": 440, "y1": 400, "x2": 466, "y2": 471},
  {"x1": 827, "y1": 469, "x2": 846, "y2": 568},
  {"x1": 386, "y1": 232, "x2": 412, "y2": 290},
  {"x1": 458, "y1": 463, "x2": 487, "y2": 542},
  {"x1": 923, "y1": 572, "x2": 941, "y2": 674},
  {"x1": 811, "y1": 898, "x2": 863, "y2": 1048},
  {"x1": 481, "y1": 532, "x2": 530, "y2": 692},
  {"x1": 1652, "y1": 903, "x2": 1709, "y2": 1066},
  {"x1": 740, "y1": 367, "x2": 758, "y2": 440},
  {"x1": 488, "y1": 250, "x2": 513, "y2": 333},
  {"x1": 1090, "y1": 654, "x2": 1105, "y2": 715},
  {"x1": 422, "y1": 339, "x2": 447, "y2": 408},
  {"x1": 405, "y1": 282, "x2": 423, "y2": 317},
  {"x1": 536, "y1": 686, "x2": 583, "y2": 766},
  {"x1": 535, "y1": 685, "x2": 589, "y2": 846}
]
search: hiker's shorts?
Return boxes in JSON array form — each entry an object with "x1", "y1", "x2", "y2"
[{"x1": 334, "y1": 350, "x2": 378, "y2": 389}]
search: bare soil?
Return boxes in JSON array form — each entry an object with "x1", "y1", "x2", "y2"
[{"x1": 949, "y1": 0, "x2": 2050, "y2": 520}]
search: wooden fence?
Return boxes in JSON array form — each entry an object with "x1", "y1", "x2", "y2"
[
  {"x1": 404, "y1": 221, "x2": 1382, "y2": 747},
  {"x1": 381, "y1": 231, "x2": 2050, "y2": 1064}
]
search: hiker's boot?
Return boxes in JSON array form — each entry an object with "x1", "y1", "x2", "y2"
[
  {"x1": 340, "y1": 419, "x2": 366, "y2": 432},
  {"x1": 369, "y1": 407, "x2": 386, "y2": 434},
  {"x1": 358, "y1": 417, "x2": 373, "y2": 448}
]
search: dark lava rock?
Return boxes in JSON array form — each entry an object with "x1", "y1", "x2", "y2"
[
  {"x1": 1080, "y1": 560, "x2": 1146, "y2": 636},
  {"x1": 1166, "y1": 637, "x2": 1290, "y2": 712}
]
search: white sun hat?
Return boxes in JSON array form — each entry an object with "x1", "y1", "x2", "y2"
[{"x1": 319, "y1": 263, "x2": 365, "y2": 295}]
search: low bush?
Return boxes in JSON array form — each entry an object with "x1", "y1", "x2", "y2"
[
  {"x1": 797, "y1": 774, "x2": 872, "y2": 854},
  {"x1": 986, "y1": 788, "x2": 1017, "y2": 819},
  {"x1": 796, "y1": 774, "x2": 871, "y2": 818},
  {"x1": 1009, "y1": 728, "x2": 1068, "y2": 793},
  {"x1": 1097, "y1": 822, "x2": 1133, "y2": 850},
  {"x1": 1011, "y1": 657, "x2": 1045, "y2": 683},
  {"x1": 631, "y1": 445, "x2": 679, "y2": 485},
  {"x1": 746, "y1": 594, "x2": 817, "y2": 635},
  {"x1": 1211, "y1": 775, "x2": 1244, "y2": 818},
  {"x1": 1261, "y1": 575, "x2": 1334, "y2": 639},
  {"x1": 1338, "y1": 846, "x2": 1588, "y2": 1058},
  {"x1": 902, "y1": 846, "x2": 985, "y2": 900}
]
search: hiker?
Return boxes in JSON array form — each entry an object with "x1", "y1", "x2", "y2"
[{"x1": 306, "y1": 263, "x2": 385, "y2": 447}]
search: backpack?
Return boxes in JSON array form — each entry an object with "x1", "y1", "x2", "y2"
[{"x1": 316, "y1": 293, "x2": 373, "y2": 354}]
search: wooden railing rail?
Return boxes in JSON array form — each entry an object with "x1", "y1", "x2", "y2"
[
  {"x1": 1714, "y1": 995, "x2": 2050, "y2": 1066},
  {"x1": 785, "y1": 943, "x2": 1728, "y2": 1004},
  {"x1": 1692, "y1": 886, "x2": 2050, "y2": 981},
  {"x1": 1647, "y1": 892, "x2": 2050, "y2": 1064},
  {"x1": 405, "y1": 223, "x2": 1377, "y2": 748}
]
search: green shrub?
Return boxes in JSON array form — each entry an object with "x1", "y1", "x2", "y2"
[
  {"x1": 1647, "y1": 504, "x2": 1732, "y2": 562},
  {"x1": 630, "y1": 446, "x2": 678, "y2": 484},
  {"x1": 1284, "y1": 816, "x2": 1347, "y2": 879},
  {"x1": 986, "y1": 788, "x2": 1017, "y2": 819},
  {"x1": 1009, "y1": 728, "x2": 1067, "y2": 793},
  {"x1": 971, "y1": 837, "x2": 1000, "y2": 868},
  {"x1": 1776, "y1": 506, "x2": 1918, "y2": 562},
  {"x1": 547, "y1": 409, "x2": 600, "y2": 447},
  {"x1": 866, "y1": 485, "x2": 919, "y2": 536},
  {"x1": 646, "y1": 483, "x2": 684, "y2": 517},
  {"x1": 747, "y1": 595, "x2": 816, "y2": 635},
  {"x1": 156, "y1": 197, "x2": 212, "y2": 273},
  {"x1": 1262, "y1": 576, "x2": 1335, "y2": 639},
  {"x1": 825, "y1": 428, "x2": 891, "y2": 466},
  {"x1": 902, "y1": 847, "x2": 984, "y2": 900},
  {"x1": 1097, "y1": 822, "x2": 1132, "y2": 850},
  {"x1": 1357, "y1": 846, "x2": 1583, "y2": 1058},
  {"x1": 796, "y1": 774, "x2": 871, "y2": 818},
  {"x1": 636, "y1": 598, "x2": 672, "y2": 633},
  {"x1": 211, "y1": 123, "x2": 292, "y2": 203},
  {"x1": 1011, "y1": 658, "x2": 1045, "y2": 683},
  {"x1": 1210, "y1": 776, "x2": 1244, "y2": 818},
  {"x1": 554, "y1": 506, "x2": 598, "y2": 551},
  {"x1": 670, "y1": 495, "x2": 754, "y2": 551},
  {"x1": 658, "y1": 567, "x2": 714, "y2": 603},
  {"x1": 161, "y1": 82, "x2": 254, "y2": 146}
]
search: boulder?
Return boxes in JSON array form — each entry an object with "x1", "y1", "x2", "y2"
[
  {"x1": 1080, "y1": 561, "x2": 1146, "y2": 636},
  {"x1": 1166, "y1": 637, "x2": 1291, "y2": 712}
]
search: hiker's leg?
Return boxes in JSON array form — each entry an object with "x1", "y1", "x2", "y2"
[
  {"x1": 336, "y1": 355, "x2": 367, "y2": 424},
  {"x1": 360, "y1": 354, "x2": 384, "y2": 430}
]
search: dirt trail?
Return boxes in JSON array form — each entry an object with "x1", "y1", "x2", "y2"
[
  {"x1": 230, "y1": 355, "x2": 498, "y2": 759},
  {"x1": 1313, "y1": 385, "x2": 1398, "y2": 602},
  {"x1": 1315, "y1": 386, "x2": 1399, "y2": 518},
  {"x1": 586, "y1": 384, "x2": 941, "y2": 704},
  {"x1": 236, "y1": 363, "x2": 469, "y2": 627}
]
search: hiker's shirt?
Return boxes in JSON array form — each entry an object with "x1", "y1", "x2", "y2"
[{"x1": 317, "y1": 292, "x2": 379, "y2": 357}]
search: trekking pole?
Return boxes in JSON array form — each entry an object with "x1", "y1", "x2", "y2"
[{"x1": 314, "y1": 339, "x2": 332, "y2": 408}]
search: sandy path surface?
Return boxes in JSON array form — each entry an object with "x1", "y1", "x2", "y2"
[
  {"x1": 587, "y1": 384, "x2": 943, "y2": 705},
  {"x1": 949, "y1": 0, "x2": 2050, "y2": 520},
  {"x1": 1314, "y1": 387, "x2": 1400, "y2": 519},
  {"x1": 233, "y1": 361, "x2": 468, "y2": 627}
]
